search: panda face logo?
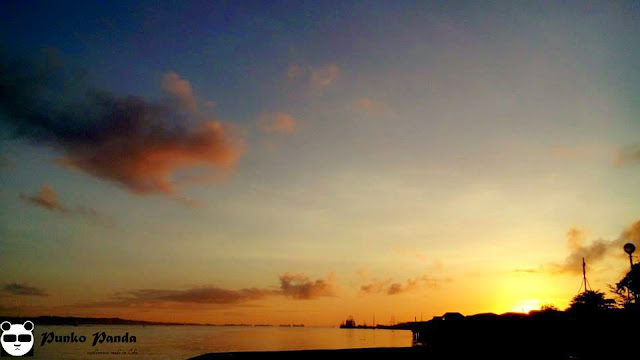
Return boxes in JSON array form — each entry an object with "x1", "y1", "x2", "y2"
[{"x1": 1, "y1": 321, "x2": 34, "y2": 357}]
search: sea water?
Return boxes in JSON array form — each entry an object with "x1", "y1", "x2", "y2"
[{"x1": 28, "y1": 325, "x2": 412, "y2": 360}]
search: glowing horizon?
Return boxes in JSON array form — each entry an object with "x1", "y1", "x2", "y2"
[{"x1": 1, "y1": 1, "x2": 639, "y2": 327}]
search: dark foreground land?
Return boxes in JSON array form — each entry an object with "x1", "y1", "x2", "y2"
[
  {"x1": 189, "y1": 347, "x2": 428, "y2": 360},
  {"x1": 190, "y1": 308, "x2": 640, "y2": 360}
]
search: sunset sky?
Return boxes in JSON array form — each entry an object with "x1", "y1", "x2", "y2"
[{"x1": 1, "y1": 1, "x2": 639, "y2": 326}]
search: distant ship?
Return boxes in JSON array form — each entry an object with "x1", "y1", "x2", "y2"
[
  {"x1": 340, "y1": 315, "x2": 379, "y2": 329},
  {"x1": 339, "y1": 316, "x2": 357, "y2": 328}
]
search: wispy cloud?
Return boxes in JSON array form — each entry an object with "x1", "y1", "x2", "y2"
[
  {"x1": 353, "y1": 97, "x2": 391, "y2": 115},
  {"x1": 74, "y1": 273, "x2": 335, "y2": 309},
  {"x1": 361, "y1": 275, "x2": 449, "y2": 295},
  {"x1": 162, "y1": 72, "x2": 198, "y2": 113},
  {"x1": 0, "y1": 155, "x2": 13, "y2": 170},
  {"x1": 615, "y1": 145, "x2": 640, "y2": 166},
  {"x1": 20, "y1": 184, "x2": 114, "y2": 226},
  {"x1": 623, "y1": 220, "x2": 640, "y2": 243},
  {"x1": 279, "y1": 273, "x2": 335, "y2": 300},
  {"x1": 550, "y1": 227, "x2": 611, "y2": 274},
  {"x1": 0, "y1": 305, "x2": 22, "y2": 314},
  {"x1": 2, "y1": 283, "x2": 48, "y2": 297},
  {"x1": 356, "y1": 268, "x2": 371, "y2": 280},
  {"x1": 0, "y1": 55, "x2": 244, "y2": 199},
  {"x1": 514, "y1": 268, "x2": 539, "y2": 274},
  {"x1": 310, "y1": 64, "x2": 340, "y2": 91},
  {"x1": 20, "y1": 184, "x2": 65, "y2": 212},
  {"x1": 286, "y1": 64, "x2": 305, "y2": 80},
  {"x1": 118, "y1": 287, "x2": 277, "y2": 305},
  {"x1": 360, "y1": 279, "x2": 392, "y2": 294},
  {"x1": 285, "y1": 63, "x2": 340, "y2": 92},
  {"x1": 257, "y1": 113, "x2": 298, "y2": 135},
  {"x1": 550, "y1": 143, "x2": 613, "y2": 161},
  {"x1": 547, "y1": 220, "x2": 640, "y2": 274},
  {"x1": 393, "y1": 247, "x2": 427, "y2": 261}
]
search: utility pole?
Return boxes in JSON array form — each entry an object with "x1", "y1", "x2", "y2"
[{"x1": 582, "y1": 257, "x2": 588, "y2": 292}]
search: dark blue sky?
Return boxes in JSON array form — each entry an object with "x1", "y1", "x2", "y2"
[{"x1": 2, "y1": 1, "x2": 638, "y2": 120}]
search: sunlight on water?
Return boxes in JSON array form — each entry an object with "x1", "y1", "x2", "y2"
[{"x1": 31, "y1": 325, "x2": 412, "y2": 359}]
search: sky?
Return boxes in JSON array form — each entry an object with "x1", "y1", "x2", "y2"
[{"x1": 1, "y1": 0, "x2": 639, "y2": 326}]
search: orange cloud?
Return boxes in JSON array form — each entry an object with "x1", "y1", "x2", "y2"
[
  {"x1": 58, "y1": 121, "x2": 243, "y2": 195},
  {"x1": 360, "y1": 279, "x2": 392, "y2": 294},
  {"x1": 0, "y1": 59, "x2": 245, "y2": 199},
  {"x1": 258, "y1": 113, "x2": 298, "y2": 135}
]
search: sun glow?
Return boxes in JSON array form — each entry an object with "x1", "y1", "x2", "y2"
[{"x1": 511, "y1": 299, "x2": 542, "y2": 314}]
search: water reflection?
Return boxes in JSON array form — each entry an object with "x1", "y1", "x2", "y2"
[{"x1": 31, "y1": 325, "x2": 413, "y2": 359}]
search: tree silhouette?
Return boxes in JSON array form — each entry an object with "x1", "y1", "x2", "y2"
[
  {"x1": 613, "y1": 263, "x2": 640, "y2": 306},
  {"x1": 568, "y1": 290, "x2": 615, "y2": 312},
  {"x1": 540, "y1": 304, "x2": 559, "y2": 312}
]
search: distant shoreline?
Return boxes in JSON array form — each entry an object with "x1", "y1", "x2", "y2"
[
  {"x1": 0, "y1": 316, "x2": 308, "y2": 328},
  {"x1": 189, "y1": 308, "x2": 640, "y2": 360}
]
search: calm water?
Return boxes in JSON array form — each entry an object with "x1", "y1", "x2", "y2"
[{"x1": 27, "y1": 325, "x2": 412, "y2": 360}]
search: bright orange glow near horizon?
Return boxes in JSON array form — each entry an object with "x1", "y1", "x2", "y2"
[{"x1": 1, "y1": 0, "x2": 639, "y2": 329}]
